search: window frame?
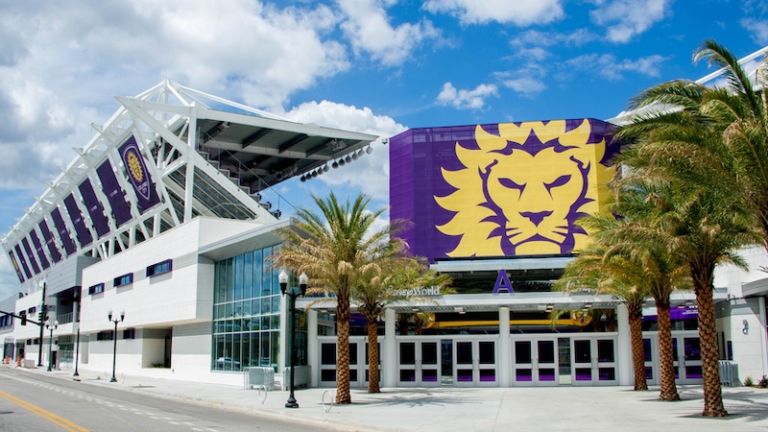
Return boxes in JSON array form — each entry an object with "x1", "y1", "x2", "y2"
[
  {"x1": 146, "y1": 259, "x2": 173, "y2": 278},
  {"x1": 113, "y1": 273, "x2": 133, "y2": 288},
  {"x1": 88, "y1": 283, "x2": 105, "y2": 295}
]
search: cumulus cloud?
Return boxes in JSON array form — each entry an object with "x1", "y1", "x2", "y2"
[
  {"x1": 436, "y1": 82, "x2": 498, "y2": 110},
  {"x1": 424, "y1": 0, "x2": 564, "y2": 26},
  {"x1": 511, "y1": 29, "x2": 598, "y2": 49},
  {"x1": 284, "y1": 100, "x2": 406, "y2": 201},
  {"x1": 742, "y1": 19, "x2": 768, "y2": 44},
  {"x1": 566, "y1": 53, "x2": 666, "y2": 80},
  {"x1": 337, "y1": 0, "x2": 439, "y2": 66},
  {"x1": 498, "y1": 75, "x2": 547, "y2": 96},
  {"x1": 590, "y1": 0, "x2": 670, "y2": 43},
  {"x1": 0, "y1": 0, "x2": 351, "y2": 191}
]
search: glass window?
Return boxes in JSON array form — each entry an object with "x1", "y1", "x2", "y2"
[
  {"x1": 574, "y1": 340, "x2": 591, "y2": 363},
  {"x1": 538, "y1": 340, "x2": 554, "y2": 364},
  {"x1": 479, "y1": 341, "x2": 495, "y2": 364},
  {"x1": 113, "y1": 273, "x2": 133, "y2": 287},
  {"x1": 515, "y1": 341, "x2": 532, "y2": 364},
  {"x1": 456, "y1": 342, "x2": 472, "y2": 365},
  {"x1": 88, "y1": 283, "x2": 105, "y2": 295},
  {"x1": 422, "y1": 342, "x2": 437, "y2": 365},
  {"x1": 234, "y1": 255, "x2": 243, "y2": 301},
  {"x1": 399, "y1": 342, "x2": 415, "y2": 365},
  {"x1": 146, "y1": 259, "x2": 172, "y2": 277},
  {"x1": 597, "y1": 339, "x2": 615, "y2": 363}
]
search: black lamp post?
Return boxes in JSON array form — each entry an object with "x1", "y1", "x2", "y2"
[
  {"x1": 108, "y1": 310, "x2": 125, "y2": 383},
  {"x1": 279, "y1": 270, "x2": 307, "y2": 409},
  {"x1": 73, "y1": 288, "x2": 81, "y2": 378},
  {"x1": 46, "y1": 318, "x2": 58, "y2": 372}
]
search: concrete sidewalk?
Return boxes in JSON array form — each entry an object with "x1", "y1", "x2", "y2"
[{"x1": 8, "y1": 366, "x2": 768, "y2": 432}]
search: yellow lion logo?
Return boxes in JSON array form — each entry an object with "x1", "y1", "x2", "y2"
[
  {"x1": 127, "y1": 151, "x2": 144, "y2": 183},
  {"x1": 434, "y1": 120, "x2": 614, "y2": 257}
]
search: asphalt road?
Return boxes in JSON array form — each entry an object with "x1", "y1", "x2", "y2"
[{"x1": 0, "y1": 368, "x2": 332, "y2": 432}]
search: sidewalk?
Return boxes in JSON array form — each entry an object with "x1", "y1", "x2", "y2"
[{"x1": 8, "y1": 365, "x2": 768, "y2": 432}]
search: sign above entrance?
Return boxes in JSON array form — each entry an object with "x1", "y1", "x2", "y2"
[{"x1": 493, "y1": 269, "x2": 514, "y2": 295}]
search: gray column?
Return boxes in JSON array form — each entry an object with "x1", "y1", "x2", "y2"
[
  {"x1": 498, "y1": 307, "x2": 511, "y2": 387},
  {"x1": 383, "y1": 308, "x2": 396, "y2": 388},
  {"x1": 307, "y1": 309, "x2": 319, "y2": 388},
  {"x1": 615, "y1": 303, "x2": 632, "y2": 386}
]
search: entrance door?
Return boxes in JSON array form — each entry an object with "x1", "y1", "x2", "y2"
[
  {"x1": 453, "y1": 338, "x2": 497, "y2": 387},
  {"x1": 396, "y1": 338, "x2": 441, "y2": 386},
  {"x1": 570, "y1": 336, "x2": 618, "y2": 385},
  {"x1": 512, "y1": 337, "x2": 558, "y2": 385}
]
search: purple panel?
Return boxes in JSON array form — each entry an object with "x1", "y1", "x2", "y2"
[
  {"x1": 38, "y1": 220, "x2": 61, "y2": 263},
  {"x1": 64, "y1": 194, "x2": 93, "y2": 247},
  {"x1": 118, "y1": 136, "x2": 160, "y2": 213},
  {"x1": 51, "y1": 207, "x2": 77, "y2": 255},
  {"x1": 389, "y1": 119, "x2": 619, "y2": 262},
  {"x1": 78, "y1": 178, "x2": 110, "y2": 238},
  {"x1": 96, "y1": 160, "x2": 132, "y2": 226},
  {"x1": 642, "y1": 306, "x2": 698, "y2": 322},
  {"x1": 8, "y1": 250, "x2": 24, "y2": 282},
  {"x1": 29, "y1": 230, "x2": 50, "y2": 270},
  {"x1": 21, "y1": 237, "x2": 40, "y2": 274},
  {"x1": 14, "y1": 244, "x2": 32, "y2": 279}
]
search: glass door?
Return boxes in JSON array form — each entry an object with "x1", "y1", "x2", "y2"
[
  {"x1": 512, "y1": 340, "x2": 534, "y2": 385},
  {"x1": 454, "y1": 340, "x2": 474, "y2": 385},
  {"x1": 453, "y1": 338, "x2": 497, "y2": 387},
  {"x1": 572, "y1": 338, "x2": 594, "y2": 383},
  {"x1": 536, "y1": 339, "x2": 557, "y2": 384}
]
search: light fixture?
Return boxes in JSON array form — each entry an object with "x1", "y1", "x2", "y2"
[
  {"x1": 345, "y1": 155, "x2": 352, "y2": 163},
  {"x1": 351, "y1": 152, "x2": 358, "y2": 160},
  {"x1": 412, "y1": 307, "x2": 420, "y2": 312},
  {"x1": 332, "y1": 161, "x2": 339, "y2": 169},
  {"x1": 253, "y1": 193, "x2": 262, "y2": 202},
  {"x1": 262, "y1": 202, "x2": 272, "y2": 210},
  {"x1": 544, "y1": 304, "x2": 554, "y2": 312},
  {"x1": 583, "y1": 302, "x2": 592, "y2": 309},
  {"x1": 271, "y1": 209, "x2": 282, "y2": 218},
  {"x1": 323, "y1": 164, "x2": 329, "y2": 172},
  {"x1": 300, "y1": 175, "x2": 306, "y2": 182},
  {"x1": 366, "y1": 146, "x2": 373, "y2": 154},
  {"x1": 279, "y1": 270, "x2": 289, "y2": 295},
  {"x1": 339, "y1": 159, "x2": 346, "y2": 166},
  {"x1": 600, "y1": 313, "x2": 608, "y2": 322}
]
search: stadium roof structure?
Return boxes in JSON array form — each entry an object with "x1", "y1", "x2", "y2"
[
  {"x1": 1, "y1": 80, "x2": 377, "y2": 284},
  {"x1": 609, "y1": 44, "x2": 768, "y2": 125}
]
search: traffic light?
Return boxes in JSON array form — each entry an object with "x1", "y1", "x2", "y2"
[
  {"x1": 20, "y1": 312, "x2": 26, "y2": 326},
  {"x1": 38, "y1": 311, "x2": 44, "y2": 323}
]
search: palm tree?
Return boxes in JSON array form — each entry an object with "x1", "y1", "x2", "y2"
[
  {"x1": 619, "y1": 88, "x2": 757, "y2": 415},
  {"x1": 274, "y1": 192, "x2": 388, "y2": 405},
  {"x1": 557, "y1": 234, "x2": 650, "y2": 391},
  {"x1": 356, "y1": 257, "x2": 451, "y2": 393}
]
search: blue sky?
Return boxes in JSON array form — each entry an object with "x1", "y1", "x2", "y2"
[{"x1": 0, "y1": 0, "x2": 766, "y2": 298}]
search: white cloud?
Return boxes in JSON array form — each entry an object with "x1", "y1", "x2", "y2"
[
  {"x1": 284, "y1": 100, "x2": 406, "y2": 201},
  {"x1": 500, "y1": 76, "x2": 546, "y2": 96},
  {"x1": 742, "y1": 19, "x2": 768, "y2": 44},
  {"x1": 0, "y1": 255, "x2": 18, "y2": 301},
  {"x1": 566, "y1": 53, "x2": 666, "y2": 80},
  {"x1": 337, "y1": 0, "x2": 438, "y2": 66},
  {"x1": 0, "y1": 1, "x2": 350, "y2": 190},
  {"x1": 424, "y1": 0, "x2": 564, "y2": 26},
  {"x1": 590, "y1": 0, "x2": 670, "y2": 43},
  {"x1": 511, "y1": 28, "x2": 598, "y2": 48},
  {"x1": 436, "y1": 82, "x2": 498, "y2": 110}
]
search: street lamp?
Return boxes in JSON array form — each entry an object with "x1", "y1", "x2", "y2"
[
  {"x1": 279, "y1": 270, "x2": 308, "y2": 409},
  {"x1": 107, "y1": 310, "x2": 125, "y2": 383},
  {"x1": 45, "y1": 318, "x2": 58, "y2": 372}
]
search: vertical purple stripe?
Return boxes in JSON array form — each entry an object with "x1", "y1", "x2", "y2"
[
  {"x1": 64, "y1": 194, "x2": 93, "y2": 247},
  {"x1": 14, "y1": 244, "x2": 32, "y2": 279},
  {"x1": 38, "y1": 220, "x2": 61, "y2": 263},
  {"x1": 78, "y1": 178, "x2": 110, "y2": 238},
  {"x1": 96, "y1": 160, "x2": 132, "y2": 226},
  {"x1": 8, "y1": 251, "x2": 25, "y2": 282},
  {"x1": 21, "y1": 237, "x2": 40, "y2": 274},
  {"x1": 29, "y1": 230, "x2": 50, "y2": 270},
  {"x1": 51, "y1": 207, "x2": 77, "y2": 255},
  {"x1": 119, "y1": 136, "x2": 160, "y2": 213}
]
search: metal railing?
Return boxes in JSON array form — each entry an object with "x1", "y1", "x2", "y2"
[
  {"x1": 57, "y1": 312, "x2": 74, "y2": 325},
  {"x1": 719, "y1": 360, "x2": 739, "y2": 386}
]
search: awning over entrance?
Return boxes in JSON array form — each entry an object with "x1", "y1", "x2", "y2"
[{"x1": 743, "y1": 277, "x2": 768, "y2": 297}]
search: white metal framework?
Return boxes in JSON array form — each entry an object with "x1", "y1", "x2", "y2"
[{"x1": 1, "y1": 80, "x2": 377, "y2": 285}]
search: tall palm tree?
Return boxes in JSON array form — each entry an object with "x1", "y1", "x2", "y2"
[
  {"x1": 274, "y1": 192, "x2": 388, "y2": 405},
  {"x1": 619, "y1": 88, "x2": 757, "y2": 415},
  {"x1": 557, "y1": 233, "x2": 650, "y2": 391},
  {"x1": 356, "y1": 258, "x2": 451, "y2": 393}
]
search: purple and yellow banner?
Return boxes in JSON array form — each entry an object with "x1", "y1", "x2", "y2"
[
  {"x1": 38, "y1": 219, "x2": 61, "y2": 264},
  {"x1": 13, "y1": 244, "x2": 32, "y2": 279},
  {"x1": 9, "y1": 250, "x2": 24, "y2": 283},
  {"x1": 64, "y1": 194, "x2": 93, "y2": 247},
  {"x1": 78, "y1": 178, "x2": 110, "y2": 238},
  {"x1": 51, "y1": 207, "x2": 77, "y2": 256},
  {"x1": 96, "y1": 160, "x2": 132, "y2": 227},
  {"x1": 29, "y1": 230, "x2": 50, "y2": 270},
  {"x1": 119, "y1": 136, "x2": 160, "y2": 213},
  {"x1": 21, "y1": 237, "x2": 40, "y2": 274},
  {"x1": 390, "y1": 119, "x2": 619, "y2": 262}
]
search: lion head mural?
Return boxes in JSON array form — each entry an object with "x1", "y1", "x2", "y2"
[{"x1": 434, "y1": 119, "x2": 615, "y2": 257}]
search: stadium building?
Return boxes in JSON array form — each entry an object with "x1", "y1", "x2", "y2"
[{"x1": 2, "y1": 46, "x2": 768, "y2": 389}]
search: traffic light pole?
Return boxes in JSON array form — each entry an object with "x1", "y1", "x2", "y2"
[
  {"x1": 0, "y1": 310, "x2": 42, "y2": 326},
  {"x1": 37, "y1": 282, "x2": 47, "y2": 367}
]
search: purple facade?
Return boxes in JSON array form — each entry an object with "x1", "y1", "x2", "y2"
[
  {"x1": 78, "y1": 178, "x2": 110, "y2": 238},
  {"x1": 21, "y1": 237, "x2": 40, "y2": 274},
  {"x1": 13, "y1": 244, "x2": 31, "y2": 279},
  {"x1": 51, "y1": 207, "x2": 77, "y2": 256},
  {"x1": 96, "y1": 160, "x2": 132, "y2": 227},
  {"x1": 389, "y1": 119, "x2": 618, "y2": 262},
  {"x1": 119, "y1": 136, "x2": 160, "y2": 213},
  {"x1": 29, "y1": 230, "x2": 50, "y2": 270},
  {"x1": 64, "y1": 194, "x2": 93, "y2": 247},
  {"x1": 38, "y1": 219, "x2": 62, "y2": 264}
]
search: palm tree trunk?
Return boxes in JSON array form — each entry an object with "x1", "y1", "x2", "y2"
[
  {"x1": 656, "y1": 301, "x2": 680, "y2": 401},
  {"x1": 336, "y1": 294, "x2": 352, "y2": 404},
  {"x1": 629, "y1": 304, "x2": 648, "y2": 391},
  {"x1": 693, "y1": 265, "x2": 727, "y2": 417},
  {"x1": 366, "y1": 317, "x2": 380, "y2": 393}
]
